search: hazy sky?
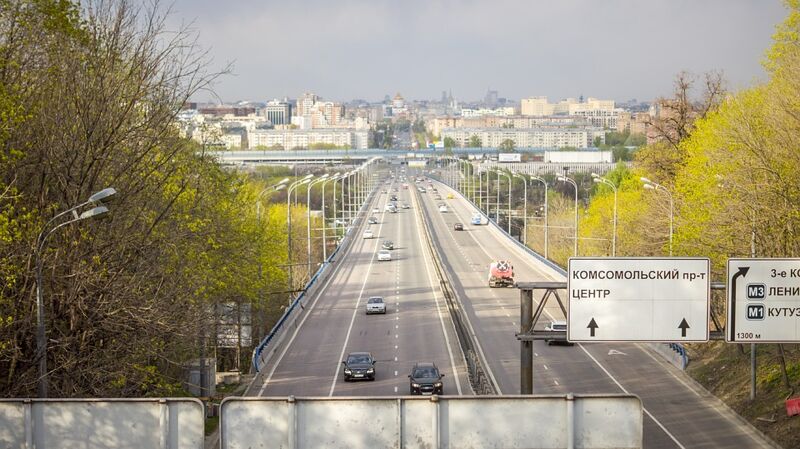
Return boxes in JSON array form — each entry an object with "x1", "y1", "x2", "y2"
[{"x1": 167, "y1": 0, "x2": 787, "y2": 103}]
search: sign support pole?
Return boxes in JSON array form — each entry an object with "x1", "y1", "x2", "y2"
[{"x1": 520, "y1": 288, "x2": 533, "y2": 394}]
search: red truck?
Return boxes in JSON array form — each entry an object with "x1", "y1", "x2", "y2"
[{"x1": 488, "y1": 260, "x2": 514, "y2": 287}]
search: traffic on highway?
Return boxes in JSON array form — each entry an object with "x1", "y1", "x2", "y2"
[{"x1": 246, "y1": 165, "x2": 774, "y2": 449}]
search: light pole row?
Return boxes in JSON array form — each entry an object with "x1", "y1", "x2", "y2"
[{"x1": 446, "y1": 160, "x2": 674, "y2": 259}]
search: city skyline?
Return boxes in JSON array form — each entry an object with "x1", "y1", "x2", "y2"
[{"x1": 169, "y1": 0, "x2": 786, "y2": 103}]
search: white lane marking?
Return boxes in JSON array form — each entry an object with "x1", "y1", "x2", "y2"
[
  {"x1": 394, "y1": 356, "x2": 398, "y2": 362},
  {"x1": 534, "y1": 352, "x2": 539, "y2": 357},
  {"x1": 635, "y1": 343, "x2": 701, "y2": 398},
  {"x1": 543, "y1": 364, "x2": 549, "y2": 371},
  {"x1": 396, "y1": 316, "x2": 399, "y2": 320},
  {"x1": 436, "y1": 180, "x2": 689, "y2": 448},
  {"x1": 259, "y1": 201, "x2": 375, "y2": 396},
  {"x1": 608, "y1": 349, "x2": 628, "y2": 356},
  {"x1": 554, "y1": 380, "x2": 559, "y2": 386},
  {"x1": 579, "y1": 344, "x2": 687, "y2": 449},
  {"x1": 395, "y1": 345, "x2": 398, "y2": 349},
  {"x1": 412, "y1": 188, "x2": 464, "y2": 395},
  {"x1": 395, "y1": 334, "x2": 399, "y2": 339},
  {"x1": 394, "y1": 386, "x2": 398, "y2": 393},
  {"x1": 395, "y1": 324, "x2": 399, "y2": 329},
  {"x1": 328, "y1": 199, "x2": 389, "y2": 397},
  {"x1": 395, "y1": 370, "x2": 398, "y2": 376}
]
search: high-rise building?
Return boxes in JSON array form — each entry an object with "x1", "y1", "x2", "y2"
[
  {"x1": 265, "y1": 99, "x2": 292, "y2": 125},
  {"x1": 296, "y1": 92, "x2": 320, "y2": 117}
]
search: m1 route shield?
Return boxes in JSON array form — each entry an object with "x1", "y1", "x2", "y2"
[
  {"x1": 727, "y1": 258, "x2": 800, "y2": 343},
  {"x1": 568, "y1": 258, "x2": 710, "y2": 342}
]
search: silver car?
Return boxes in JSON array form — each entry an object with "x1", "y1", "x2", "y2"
[{"x1": 366, "y1": 296, "x2": 386, "y2": 314}]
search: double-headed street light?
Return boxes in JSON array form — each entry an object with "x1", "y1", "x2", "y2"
[
  {"x1": 592, "y1": 173, "x2": 618, "y2": 256},
  {"x1": 286, "y1": 176, "x2": 313, "y2": 295},
  {"x1": 307, "y1": 174, "x2": 330, "y2": 279},
  {"x1": 321, "y1": 173, "x2": 341, "y2": 261},
  {"x1": 36, "y1": 187, "x2": 117, "y2": 397},
  {"x1": 557, "y1": 173, "x2": 579, "y2": 257},
  {"x1": 641, "y1": 177, "x2": 674, "y2": 256},
  {"x1": 256, "y1": 178, "x2": 289, "y2": 222},
  {"x1": 495, "y1": 170, "x2": 512, "y2": 234},
  {"x1": 529, "y1": 175, "x2": 549, "y2": 259},
  {"x1": 513, "y1": 173, "x2": 528, "y2": 244}
]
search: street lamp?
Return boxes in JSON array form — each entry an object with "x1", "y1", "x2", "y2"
[
  {"x1": 557, "y1": 173, "x2": 579, "y2": 257},
  {"x1": 592, "y1": 173, "x2": 618, "y2": 256},
  {"x1": 36, "y1": 186, "x2": 117, "y2": 397},
  {"x1": 321, "y1": 173, "x2": 341, "y2": 261},
  {"x1": 529, "y1": 175, "x2": 549, "y2": 259},
  {"x1": 513, "y1": 173, "x2": 528, "y2": 244},
  {"x1": 287, "y1": 177, "x2": 313, "y2": 296},
  {"x1": 495, "y1": 170, "x2": 512, "y2": 234},
  {"x1": 641, "y1": 177, "x2": 673, "y2": 256},
  {"x1": 307, "y1": 174, "x2": 330, "y2": 279},
  {"x1": 256, "y1": 179, "x2": 288, "y2": 221}
]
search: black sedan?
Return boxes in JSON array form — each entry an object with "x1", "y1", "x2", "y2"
[
  {"x1": 342, "y1": 352, "x2": 376, "y2": 381},
  {"x1": 408, "y1": 362, "x2": 444, "y2": 395}
]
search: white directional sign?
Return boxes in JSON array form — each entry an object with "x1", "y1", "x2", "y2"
[
  {"x1": 727, "y1": 258, "x2": 800, "y2": 343},
  {"x1": 568, "y1": 258, "x2": 710, "y2": 342}
]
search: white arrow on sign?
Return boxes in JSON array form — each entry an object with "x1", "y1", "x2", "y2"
[{"x1": 607, "y1": 349, "x2": 627, "y2": 356}]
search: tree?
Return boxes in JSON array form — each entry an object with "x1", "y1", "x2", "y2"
[
  {"x1": 468, "y1": 135, "x2": 482, "y2": 148},
  {"x1": 443, "y1": 137, "x2": 456, "y2": 149},
  {"x1": 498, "y1": 139, "x2": 515, "y2": 152}
]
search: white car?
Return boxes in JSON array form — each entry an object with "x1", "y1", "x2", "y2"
[
  {"x1": 377, "y1": 250, "x2": 392, "y2": 261},
  {"x1": 438, "y1": 205, "x2": 448, "y2": 213},
  {"x1": 373, "y1": 207, "x2": 380, "y2": 213},
  {"x1": 363, "y1": 229, "x2": 374, "y2": 239},
  {"x1": 544, "y1": 320, "x2": 572, "y2": 345},
  {"x1": 366, "y1": 296, "x2": 386, "y2": 314}
]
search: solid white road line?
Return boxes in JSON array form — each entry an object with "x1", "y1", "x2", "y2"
[
  {"x1": 327, "y1": 201, "x2": 389, "y2": 397},
  {"x1": 412, "y1": 188, "x2": 464, "y2": 395},
  {"x1": 259, "y1": 189, "x2": 378, "y2": 396}
]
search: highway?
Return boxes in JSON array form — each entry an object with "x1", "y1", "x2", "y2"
[
  {"x1": 251, "y1": 173, "x2": 470, "y2": 397},
  {"x1": 246, "y1": 167, "x2": 775, "y2": 448},
  {"x1": 420, "y1": 176, "x2": 774, "y2": 449}
]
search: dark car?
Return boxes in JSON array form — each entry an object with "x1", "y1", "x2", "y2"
[
  {"x1": 342, "y1": 352, "x2": 376, "y2": 381},
  {"x1": 390, "y1": 195, "x2": 398, "y2": 201},
  {"x1": 381, "y1": 240, "x2": 394, "y2": 250},
  {"x1": 408, "y1": 362, "x2": 444, "y2": 395},
  {"x1": 453, "y1": 223, "x2": 463, "y2": 231}
]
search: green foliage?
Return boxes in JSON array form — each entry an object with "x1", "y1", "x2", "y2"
[
  {"x1": 443, "y1": 136, "x2": 456, "y2": 149},
  {"x1": 468, "y1": 134, "x2": 482, "y2": 148},
  {"x1": 498, "y1": 139, "x2": 515, "y2": 152}
]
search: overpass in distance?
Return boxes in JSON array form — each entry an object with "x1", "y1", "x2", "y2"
[{"x1": 245, "y1": 165, "x2": 775, "y2": 448}]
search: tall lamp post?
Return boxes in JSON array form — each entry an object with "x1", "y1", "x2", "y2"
[
  {"x1": 495, "y1": 170, "x2": 512, "y2": 234},
  {"x1": 592, "y1": 173, "x2": 618, "y2": 256},
  {"x1": 641, "y1": 177, "x2": 673, "y2": 256},
  {"x1": 557, "y1": 173, "x2": 579, "y2": 257},
  {"x1": 306, "y1": 174, "x2": 330, "y2": 279},
  {"x1": 530, "y1": 175, "x2": 548, "y2": 259},
  {"x1": 321, "y1": 173, "x2": 340, "y2": 261},
  {"x1": 286, "y1": 175, "x2": 313, "y2": 295},
  {"x1": 256, "y1": 178, "x2": 289, "y2": 221},
  {"x1": 36, "y1": 187, "x2": 117, "y2": 397},
  {"x1": 513, "y1": 173, "x2": 528, "y2": 244}
]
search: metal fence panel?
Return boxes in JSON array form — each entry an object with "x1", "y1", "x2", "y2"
[
  {"x1": 221, "y1": 395, "x2": 642, "y2": 449},
  {"x1": 0, "y1": 398, "x2": 204, "y2": 449}
]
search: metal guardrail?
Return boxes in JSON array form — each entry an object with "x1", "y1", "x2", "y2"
[
  {"x1": 0, "y1": 398, "x2": 204, "y2": 449},
  {"x1": 251, "y1": 186, "x2": 379, "y2": 374},
  {"x1": 414, "y1": 187, "x2": 498, "y2": 395}
]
